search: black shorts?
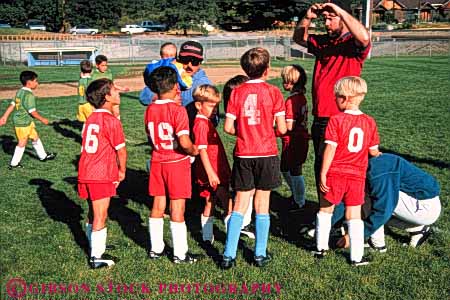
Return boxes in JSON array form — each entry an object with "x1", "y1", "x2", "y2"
[{"x1": 232, "y1": 156, "x2": 281, "y2": 191}]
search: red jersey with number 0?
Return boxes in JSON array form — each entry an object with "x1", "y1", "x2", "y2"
[
  {"x1": 193, "y1": 114, "x2": 231, "y2": 185},
  {"x1": 145, "y1": 99, "x2": 190, "y2": 163},
  {"x1": 78, "y1": 109, "x2": 126, "y2": 183},
  {"x1": 226, "y1": 80, "x2": 285, "y2": 157},
  {"x1": 325, "y1": 110, "x2": 379, "y2": 178}
]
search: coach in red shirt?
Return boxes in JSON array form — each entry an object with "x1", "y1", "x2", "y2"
[{"x1": 293, "y1": 0, "x2": 371, "y2": 200}]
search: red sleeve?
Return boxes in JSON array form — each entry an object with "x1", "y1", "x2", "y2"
[
  {"x1": 174, "y1": 106, "x2": 190, "y2": 137},
  {"x1": 325, "y1": 116, "x2": 339, "y2": 145},
  {"x1": 285, "y1": 97, "x2": 293, "y2": 121},
  {"x1": 369, "y1": 119, "x2": 380, "y2": 148},
  {"x1": 271, "y1": 86, "x2": 285, "y2": 117},
  {"x1": 193, "y1": 119, "x2": 209, "y2": 149},
  {"x1": 108, "y1": 117, "x2": 126, "y2": 150}
]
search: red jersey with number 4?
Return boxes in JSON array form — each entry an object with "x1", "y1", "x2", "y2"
[
  {"x1": 325, "y1": 110, "x2": 379, "y2": 179},
  {"x1": 145, "y1": 99, "x2": 190, "y2": 163},
  {"x1": 226, "y1": 80, "x2": 285, "y2": 157},
  {"x1": 193, "y1": 114, "x2": 231, "y2": 185},
  {"x1": 78, "y1": 109, "x2": 126, "y2": 183}
]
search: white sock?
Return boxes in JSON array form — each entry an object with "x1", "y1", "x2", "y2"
[
  {"x1": 10, "y1": 146, "x2": 25, "y2": 166},
  {"x1": 170, "y1": 221, "x2": 188, "y2": 260},
  {"x1": 348, "y1": 219, "x2": 364, "y2": 262},
  {"x1": 201, "y1": 214, "x2": 214, "y2": 242},
  {"x1": 90, "y1": 227, "x2": 107, "y2": 258},
  {"x1": 242, "y1": 196, "x2": 253, "y2": 229},
  {"x1": 86, "y1": 223, "x2": 92, "y2": 247},
  {"x1": 291, "y1": 175, "x2": 306, "y2": 207},
  {"x1": 149, "y1": 217, "x2": 165, "y2": 253},
  {"x1": 224, "y1": 214, "x2": 231, "y2": 233},
  {"x1": 370, "y1": 225, "x2": 386, "y2": 248},
  {"x1": 316, "y1": 211, "x2": 332, "y2": 251},
  {"x1": 32, "y1": 139, "x2": 47, "y2": 160}
]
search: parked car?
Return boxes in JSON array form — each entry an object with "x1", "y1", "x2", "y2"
[
  {"x1": 27, "y1": 19, "x2": 46, "y2": 31},
  {"x1": 0, "y1": 20, "x2": 11, "y2": 28},
  {"x1": 69, "y1": 25, "x2": 99, "y2": 35},
  {"x1": 140, "y1": 21, "x2": 167, "y2": 32},
  {"x1": 121, "y1": 24, "x2": 146, "y2": 34}
]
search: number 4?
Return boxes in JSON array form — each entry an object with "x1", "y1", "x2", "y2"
[{"x1": 244, "y1": 94, "x2": 260, "y2": 125}]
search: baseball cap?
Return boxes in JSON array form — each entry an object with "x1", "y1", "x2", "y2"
[{"x1": 178, "y1": 41, "x2": 204, "y2": 60}]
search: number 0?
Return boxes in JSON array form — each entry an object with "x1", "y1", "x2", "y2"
[{"x1": 347, "y1": 127, "x2": 364, "y2": 152}]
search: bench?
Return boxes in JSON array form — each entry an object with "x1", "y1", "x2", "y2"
[{"x1": 24, "y1": 47, "x2": 98, "y2": 66}]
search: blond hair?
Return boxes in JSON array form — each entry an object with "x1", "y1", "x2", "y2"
[
  {"x1": 281, "y1": 64, "x2": 307, "y2": 93},
  {"x1": 193, "y1": 84, "x2": 220, "y2": 103},
  {"x1": 334, "y1": 76, "x2": 367, "y2": 102}
]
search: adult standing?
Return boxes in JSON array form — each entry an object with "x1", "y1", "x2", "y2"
[{"x1": 292, "y1": 1, "x2": 371, "y2": 200}]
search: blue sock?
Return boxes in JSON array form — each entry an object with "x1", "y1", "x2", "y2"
[
  {"x1": 255, "y1": 214, "x2": 270, "y2": 257},
  {"x1": 223, "y1": 211, "x2": 244, "y2": 259}
]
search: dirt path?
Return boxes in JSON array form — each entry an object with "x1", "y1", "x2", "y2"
[{"x1": 0, "y1": 67, "x2": 281, "y2": 100}]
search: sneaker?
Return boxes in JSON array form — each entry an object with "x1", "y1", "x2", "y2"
[
  {"x1": 409, "y1": 226, "x2": 432, "y2": 248},
  {"x1": 40, "y1": 153, "x2": 57, "y2": 161},
  {"x1": 148, "y1": 249, "x2": 166, "y2": 260},
  {"x1": 366, "y1": 239, "x2": 387, "y2": 253},
  {"x1": 240, "y1": 224, "x2": 255, "y2": 239},
  {"x1": 8, "y1": 163, "x2": 24, "y2": 170},
  {"x1": 172, "y1": 253, "x2": 202, "y2": 264},
  {"x1": 311, "y1": 249, "x2": 328, "y2": 259},
  {"x1": 89, "y1": 254, "x2": 116, "y2": 269},
  {"x1": 254, "y1": 253, "x2": 272, "y2": 267},
  {"x1": 220, "y1": 256, "x2": 236, "y2": 270},
  {"x1": 105, "y1": 244, "x2": 116, "y2": 251},
  {"x1": 351, "y1": 257, "x2": 370, "y2": 267}
]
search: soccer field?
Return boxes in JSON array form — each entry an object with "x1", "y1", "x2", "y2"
[{"x1": 0, "y1": 57, "x2": 449, "y2": 300}]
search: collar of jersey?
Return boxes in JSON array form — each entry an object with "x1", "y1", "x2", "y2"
[
  {"x1": 94, "y1": 108, "x2": 112, "y2": 114},
  {"x1": 195, "y1": 114, "x2": 209, "y2": 120},
  {"x1": 81, "y1": 74, "x2": 91, "y2": 79},
  {"x1": 247, "y1": 79, "x2": 265, "y2": 84},
  {"x1": 21, "y1": 87, "x2": 32, "y2": 92},
  {"x1": 344, "y1": 109, "x2": 363, "y2": 115},
  {"x1": 154, "y1": 99, "x2": 176, "y2": 104}
]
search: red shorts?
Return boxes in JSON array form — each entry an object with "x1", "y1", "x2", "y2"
[
  {"x1": 78, "y1": 182, "x2": 117, "y2": 201},
  {"x1": 323, "y1": 175, "x2": 365, "y2": 206},
  {"x1": 149, "y1": 158, "x2": 191, "y2": 199}
]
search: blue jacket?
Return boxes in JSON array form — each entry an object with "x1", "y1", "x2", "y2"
[{"x1": 332, "y1": 153, "x2": 440, "y2": 238}]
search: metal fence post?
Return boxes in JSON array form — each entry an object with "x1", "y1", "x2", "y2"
[
  {"x1": 429, "y1": 44, "x2": 432, "y2": 57},
  {"x1": 395, "y1": 40, "x2": 398, "y2": 59}
]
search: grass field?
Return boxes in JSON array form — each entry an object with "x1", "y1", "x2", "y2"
[{"x1": 0, "y1": 57, "x2": 449, "y2": 300}]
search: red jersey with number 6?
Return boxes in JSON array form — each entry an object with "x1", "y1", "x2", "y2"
[
  {"x1": 324, "y1": 110, "x2": 379, "y2": 179},
  {"x1": 78, "y1": 109, "x2": 126, "y2": 183},
  {"x1": 145, "y1": 99, "x2": 190, "y2": 163},
  {"x1": 226, "y1": 80, "x2": 285, "y2": 157}
]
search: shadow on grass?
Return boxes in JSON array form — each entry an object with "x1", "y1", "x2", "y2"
[
  {"x1": 51, "y1": 119, "x2": 82, "y2": 144},
  {"x1": 0, "y1": 134, "x2": 38, "y2": 159},
  {"x1": 29, "y1": 178, "x2": 89, "y2": 256},
  {"x1": 380, "y1": 147, "x2": 450, "y2": 169}
]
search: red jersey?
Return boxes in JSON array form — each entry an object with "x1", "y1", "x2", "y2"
[
  {"x1": 325, "y1": 110, "x2": 379, "y2": 179},
  {"x1": 308, "y1": 33, "x2": 371, "y2": 118},
  {"x1": 78, "y1": 109, "x2": 126, "y2": 183},
  {"x1": 226, "y1": 80, "x2": 285, "y2": 157},
  {"x1": 282, "y1": 92, "x2": 309, "y2": 141},
  {"x1": 193, "y1": 114, "x2": 231, "y2": 185},
  {"x1": 144, "y1": 99, "x2": 190, "y2": 163}
]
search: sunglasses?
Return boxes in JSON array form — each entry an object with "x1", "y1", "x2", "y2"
[{"x1": 178, "y1": 56, "x2": 202, "y2": 66}]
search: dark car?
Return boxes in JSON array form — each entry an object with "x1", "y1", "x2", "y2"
[
  {"x1": 140, "y1": 21, "x2": 167, "y2": 32},
  {"x1": 0, "y1": 20, "x2": 12, "y2": 28}
]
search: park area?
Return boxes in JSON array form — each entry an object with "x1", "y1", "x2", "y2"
[{"x1": 0, "y1": 56, "x2": 449, "y2": 300}]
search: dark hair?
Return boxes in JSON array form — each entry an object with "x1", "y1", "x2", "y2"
[
  {"x1": 80, "y1": 60, "x2": 92, "y2": 73},
  {"x1": 95, "y1": 54, "x2": 108, "y2": 65},
  {"x1": 20, "y1": 70, "x2": 38, "y2": 86},
  {"x1": 146, "y1": 66, "x2": 178, "y2": 95},
  {"x1": 240, "y1": 47, "x2": 270, "y2": 79},
  {"x1": 222, "y1": 75, "x2": 249, "y2": 112},
  {"x1": 86, "y1": 78, "x2": 113, "y2": 109},
  {"x1": 330, "y1": 0, "x2": 352, "y2": 14},
  {"x1": 292, "y1": 64, "x2": 307, "y2": 93},
  {"x1": 160, "y1": 42, "x2": 177, "y2": 57}
]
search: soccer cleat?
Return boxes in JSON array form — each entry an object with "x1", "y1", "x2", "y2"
[
  {"x1": 105, "y1": 244, "x2": 116, "y2": 251},
  {"x1": 409, "y1": 226, "x2": 432, "y2": 248},
  {"x1": 148, "y1": 249, "x2": 166, "y2": 260},
  {"x1": 311, "y1": 249, "x2": 328, "y2": 259},
  {"x1": 172, "y1": 253, "x2": 202, "y2": 264},
  {"x1": 366, "y1": 239, "x2": 387, "y2": 253},
  {"x1": 220, "y1": 256, "x2": 236, "y2": 270},
  {"x1": 254, "y1": 253, "x2": 272, "y2": 267},
  {"x1": 240, "y1": 224, "x2": 255, "y2": 239},
  {"x1": 351, "y1": 257, "x2": 370, "y2": 267},
  {"x1": 40, "y1": 152, "x2": 57, "y2": 161},
  {"x1": 8, "y1": 163, "x2": 24, "y2": 170},
  {"x1": 89, "y1": 254, "x2": 116, "y2": 269}
]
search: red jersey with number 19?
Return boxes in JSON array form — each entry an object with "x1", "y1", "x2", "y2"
[
  {"x1": 325, "y1": 110, "x2": 379, "y2": 179},
  {"x1": 145, "y1": 99, "x2": 190, "y2": 163},
  {"x1": 78, "y1": 109, "x2": 126, "y2": 183},
  {"x1": 226, "y1": 80, "x2": 285, "y2": 157}
]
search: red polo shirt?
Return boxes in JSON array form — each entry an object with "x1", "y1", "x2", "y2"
[{"x1": 308, "y1": 32, "x2": 370, "y2": 118}]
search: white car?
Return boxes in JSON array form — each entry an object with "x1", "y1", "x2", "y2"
[
  {"x1": 121, "y1": 24, "x2": 146, "y2": 34},
  {"x1": 70, "y1": 25, "x2": 99, "y2": 35},
  {"x1": 27, "y1": 19, "x2": 46, "y2": 31}
]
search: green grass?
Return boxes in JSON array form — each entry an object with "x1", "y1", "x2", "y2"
[{"x1": 0, "y1": 57, "x2": 449, "y2": 300}]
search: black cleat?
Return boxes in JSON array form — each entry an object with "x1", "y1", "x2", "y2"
[
  {"x1": 351, "y1": 257, "x2": 370, "y2": 267},
  {"x1": 40, "y1": 152, "x2": 57, "y2": 161},
  {"x1": 366, "y1": 239, "x2": 387, "y2": 253},
  {"x1": 409, "y1": 226, "x2": 432, "y2": 248},
  {"x1": 89, "y1": 254, "x2": 116, "y2": 269},
  {"x1": 105, "y1": 244, "x2": 116, "y2": 251},
  {"x1": 254, "y1": 253, "x2": 272, "y2": 267},
  {"x1": 220, "y1": 256, "x2": 236, "y2": 270},
  {"x1": 172, "y1": 253, "x2": 202, "y2": 264},
  {"x1": 148, "y1": 249, "x2": 166, "y2": 260},
  {"x1": 8, "y1": 163, "x2": 24, "y2": 170},
  {"x1": 240, "y1": 224, "x2": 255, "y2": 239},
  {"x1": 311, "y1": 249, "x2": 328, "y2": 259}
]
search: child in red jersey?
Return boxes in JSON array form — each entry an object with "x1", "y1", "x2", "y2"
[
  {"x1": 221, "y1": 47, "x2": 287, "y2": 269},
  {"x1": 144, "y1": 66, "x2": 200, "y2": 264},
  {"x1": 314, "y1": 76, "x2": 381, "y2": 266},
  {"x1": 280, "y1": 65, "x2": 309, "y2": 209},
  {"x1": 78, "y1": 78, "x2": 127, "y2": 269},
  {"x1": 192, "y1": 84, "x2": 232, "y2": 244}
]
